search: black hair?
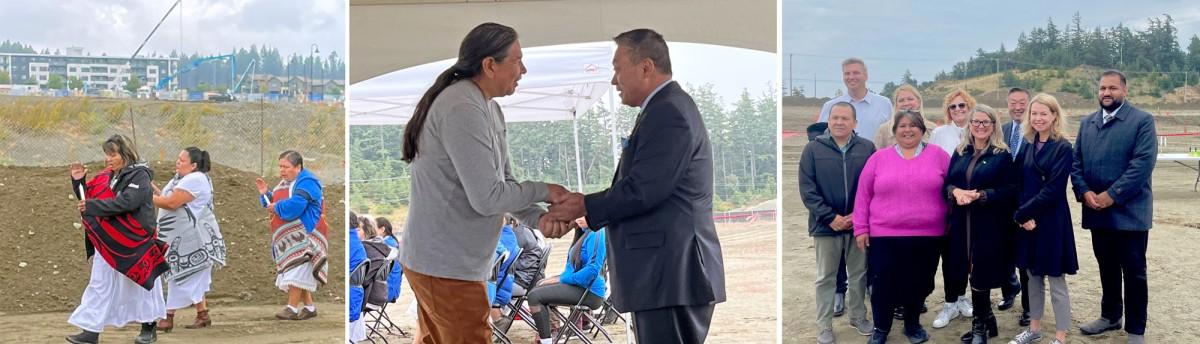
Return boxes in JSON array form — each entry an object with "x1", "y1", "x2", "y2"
[
  {"x1": 892, "y1": 110, "x2": 928, "y2": 135},
  {"x1": 183, "y1": 146, "x2": 211, "y2": 173},
  {"x1": 613, "y1": 28, "x2": 672, "y2": 74},
  {"x1": 1100, "y1": 69, "x2": 1127, "y2": 86},
  {"x1": 102, "y1": 134, "x2": 139, "y2": 168},
  {"x1": 402, "y1": 22, "x2": 519, "y2": 163},
  {"x1": 375, "y1": 217, "x2": 396, "y2": 240},
  {"x1": 830, "y1": 101, "x2": 857, "y2": 120}
]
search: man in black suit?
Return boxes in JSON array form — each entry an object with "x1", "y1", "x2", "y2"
[
  {"x1": 545, "y1": 28, "x2": 726, "y2": 343},
  {"x1": 1000, "y1": 87, "x2": 1031, "y2": 325},
  {"x1": 1071, "y1": 70, "x2": 1157, "y2": 344}
]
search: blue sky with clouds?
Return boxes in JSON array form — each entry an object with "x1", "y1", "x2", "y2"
[{"x1": 783, "y1": 0, "x2": 1200, "y2": 97}]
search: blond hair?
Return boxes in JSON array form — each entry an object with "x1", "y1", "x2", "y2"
[
  {"x1": 892, "y1": 84, "x2": 923, "y2": 112},
  {"x1": 956, "y1": 104, "x2": 1009, "y2": 155},
  {"x1": 1023, "y1": 93, "x2": 1066, "y2": 141},
  {"x1": 941, "y1": 89, "x2": 977, "y2": 125}
]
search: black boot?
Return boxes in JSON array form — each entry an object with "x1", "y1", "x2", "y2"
[
  {"x1": 1018, "y1": 311, "x2": 1030, "y2": 326},
  {"x1": 962, "y1": 317, "x2": 989, "y2": 344},
  {"x1": 65, "y1": 330, "x2": 99, "y2": 344},
  {"x1": 961, "y1": 313, "x2": 998, "y2": 342},
  {"x1": 135, "y1": 322, "x2": 157, "y2": 344},
  {"x1": 867, "y1": 328, "x2": 888, "y2": 344}
]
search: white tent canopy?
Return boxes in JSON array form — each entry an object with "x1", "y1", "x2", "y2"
[
  {"x1": 348, "y1": 0, "x2": 776, "y2": 83},
  {"x1": 348, "y1": 42, "x2": 613, "y2": 125},
  {"x1": 349, "y1": 42, "x2": 618, "y2": 190}
]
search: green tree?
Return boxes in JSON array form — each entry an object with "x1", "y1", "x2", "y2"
[
  {"x1": 0, "y1": 70, "x2": 10, "y2": 84},
  {"x1": 47, "y1": 74, "x2": 65, "y2": 89},
  {"x1": 124, "y1": 75, "x2": 143, "y2": 93},
  {"x1": 69, "y1": 76, "x2": 83, "y2": 90}
]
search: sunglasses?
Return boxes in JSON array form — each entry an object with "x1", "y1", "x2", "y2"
[{"x1": 947, "y1": 103, "x2": 969, "y2": 110}]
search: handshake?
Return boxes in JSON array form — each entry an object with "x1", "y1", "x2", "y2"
[{"x1": 538, "y1": 184, "x2": 587, "y2": 238}]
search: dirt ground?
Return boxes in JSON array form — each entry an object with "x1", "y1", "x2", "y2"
[
  {"x1": 0, "y1": 162, "x2": 345, "y2": 342},
  {"x1": 782, "y1": 105, "x2": 1200, "y2": 343},
  {"x1": 0, "y1": 302, "x2": 344, "y2": 343},
  {"x1": 359, "y1": 221, "x2": 778, "y2": 344}
]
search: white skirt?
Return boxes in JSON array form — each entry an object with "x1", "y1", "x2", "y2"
[
  {"x1": 348, "y1": 318, "x2": 367, "y2": 342},
  {"x1": 165, "y1": 266, "x2": 212, "y2": 310},
  {"x1": 69, "y1": 256, "x2": 167, "y2": 333},
  {"x1": 275, "y1": 261, "x2": 319, "y2": 292}
]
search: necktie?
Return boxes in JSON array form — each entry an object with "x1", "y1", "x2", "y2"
[
  {"x1": 1103, "y1": 112, "x2": 1114, "y2": 125},
  {"x1": 1009, "y1": 124, "x2": 1021, "y2": 159}
]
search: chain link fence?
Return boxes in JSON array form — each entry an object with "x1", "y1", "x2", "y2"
[{"x1": 0, "y1": 95, "x2": 344, "y2": 181}]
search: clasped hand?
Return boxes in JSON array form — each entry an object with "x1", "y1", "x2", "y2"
[
  {"x1": 538, "y1": 184, "x2": 586, "y2": 238},
  {"x1": 952, "y1": 188, "x2": 981, "y2": 206}
]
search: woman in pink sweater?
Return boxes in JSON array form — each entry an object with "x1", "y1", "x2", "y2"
[{"x1": 854, "y1": 110, "x2": 950, "y2": 344}]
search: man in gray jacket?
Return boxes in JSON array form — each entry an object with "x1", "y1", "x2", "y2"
[
  {"x1": 799, "y1": 102, "x2": 876, "y2": 343},
  {"x1": 1072, "y1": 70, "x2": 1157, "y2": 344}
]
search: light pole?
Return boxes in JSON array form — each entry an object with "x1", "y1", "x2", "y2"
[{"x1": 309, "y1": 43, "x2": 318, "y2": 102}]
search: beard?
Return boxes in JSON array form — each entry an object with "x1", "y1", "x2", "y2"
[{"x1": 1099, "y1": 97, "x2": 1124, "y2": 113}]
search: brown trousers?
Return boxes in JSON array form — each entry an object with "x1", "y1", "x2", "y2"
[{"x1": 402, "y1": 265, "x2": 490, "y2": 344}]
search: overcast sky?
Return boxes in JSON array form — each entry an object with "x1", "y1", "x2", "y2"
[
  {"x1": 783, "y1": 0, "x2": 1200, "y2": 97},
  {"x1": 0, "y1": 0, "x2": 344, "y2": 59}
]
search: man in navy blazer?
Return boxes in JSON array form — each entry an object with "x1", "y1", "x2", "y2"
[
  {"x1": 1000, "y1": 87, "x2": 1030, "y2": 324},
  {"x1": 1071, "y1": 70, "x2": 1157, "y2": 344},
  {"x1": 545, "y1": 29, "x2": 726, "y2": 343}
]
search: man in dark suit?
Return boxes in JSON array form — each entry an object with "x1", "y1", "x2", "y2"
[
  {"x1": 545, "y1": 28, "x2": 726, "y2": 343},
  {"x1": 1071, "y1": 70, "x2": 1156, "y2": 344},
  {"x1": 1000, "y1": 87, "x2": 1031, "y2": 325}
]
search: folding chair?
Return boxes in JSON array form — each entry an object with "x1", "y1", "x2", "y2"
[
  {"x1": 547, "y1": 234, "x2": 611, "y2": 344},
  {"x1": 490, "y1": 250, "x2": 513, "y2": 344},
  {"x1": 361, "y1": 241, "x2": 395, "y2": 344},
  {"x1": 348, "y1": 259, "x2": 370, "y2": 344},
  {"x1": 508, "y1": 231, "x2": 552, "y2": 331},
  {"x1": 372, "y1": 258, "x2": 407, "y2": 337}
]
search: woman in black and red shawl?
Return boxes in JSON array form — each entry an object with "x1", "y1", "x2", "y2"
[{"x1": 67, "y1": 134, "x2": 169, "y2": 344}]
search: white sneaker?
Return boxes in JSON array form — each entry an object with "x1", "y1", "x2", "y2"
[
  {"x1": 932, "y1": 301, "x2": 959, "y2": 328},
  {"x1": 956, "y1": 295, "x2": 974, "y2": 318}
]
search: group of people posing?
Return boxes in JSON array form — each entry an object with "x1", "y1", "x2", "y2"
[
  {"x1": 66, "y1": 137, "x2": 329, "y2": 344},
  {"x1": 802, "y1": 58, "x2": 1156, "y2": 344}
]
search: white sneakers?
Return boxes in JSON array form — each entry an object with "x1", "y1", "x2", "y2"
[
  {"x1": 932, "y1": 300, "x2": 959, "y2": 328},
  {"x1": 933, "y1": 296, "x2": 973, "y2": 328},
  {"x1": 956, "y1": 295, "x2": 974, "y2": 318}
]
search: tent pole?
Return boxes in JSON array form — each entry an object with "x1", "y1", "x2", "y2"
[
  {"x1": 610, "y1": 86, "x2": 619, "y2": 169},
  {"x1": 573, "y1": 110, "x2": 584, "y2": 191}
]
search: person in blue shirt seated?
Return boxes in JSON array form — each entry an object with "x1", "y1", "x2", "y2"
[
  {"x1": 347, "y1": 211, "x2": 368, "y2": 342},
  {"x1": 374, "y1": 217, "x2": 404, "y2": 302},
  {"x1": 487, "y1": 217, "x2": 521, "y2": 320},
  {"x1": 527, "y1": 217, "x2": 608, "y2": 344}
]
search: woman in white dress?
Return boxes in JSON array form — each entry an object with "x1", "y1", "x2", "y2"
[
  {"x1": 151, "y1": 147, "x2": 227, "y2": 332},
  {"x1": 68, "y1": 134, "x2": 169, "y2": 344}
]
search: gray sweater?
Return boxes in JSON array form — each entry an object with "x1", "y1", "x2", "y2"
[{"x1": 400, "y1": 79, "x2": 549, "y2": 281}]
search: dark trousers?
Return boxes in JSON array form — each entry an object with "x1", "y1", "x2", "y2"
[
  {"x1": 1000, "y1": 269, "x2": 1030, "y2": 312},
  {"x1": 836, "y1": 256, "x2": 848, "y2": 294},
  {"x1": 869, "y1": 236, "x2": 941, "y2": 332},
  {"x1": 632, "y1": 304, "x2": 715, "y2": 344},
  {"x1": 941, "y1": 239, "x2": 968, "y2": 303},
  {"x1": 527, "y1": 283, "x2": 604, "y2": 339},
  {"x1": 971, "y1": 289, "x2": 993, "y2": 318},
  {"x1": 1092, "y1": 229, "x2": 1149, "y2": 335}
]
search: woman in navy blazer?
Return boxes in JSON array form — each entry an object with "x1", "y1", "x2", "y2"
[{"x1": 1010, "y1": 94, "x2": 1078, "y2": 344}]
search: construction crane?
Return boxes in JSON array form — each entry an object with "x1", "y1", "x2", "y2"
[
  {"x1": 232, "y1": 59, "x2": 257, "y2": 95},
  {"x1": 155, "y1": 54, "x2": 237, "y2": 92}
]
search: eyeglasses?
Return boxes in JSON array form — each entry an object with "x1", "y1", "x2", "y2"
[
  {"x1": 969, "y1": 120, "x2": 994, "y2": 127},
  {"x1": 947, "y1": 103, "x2": 969, "y2": 110}
]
